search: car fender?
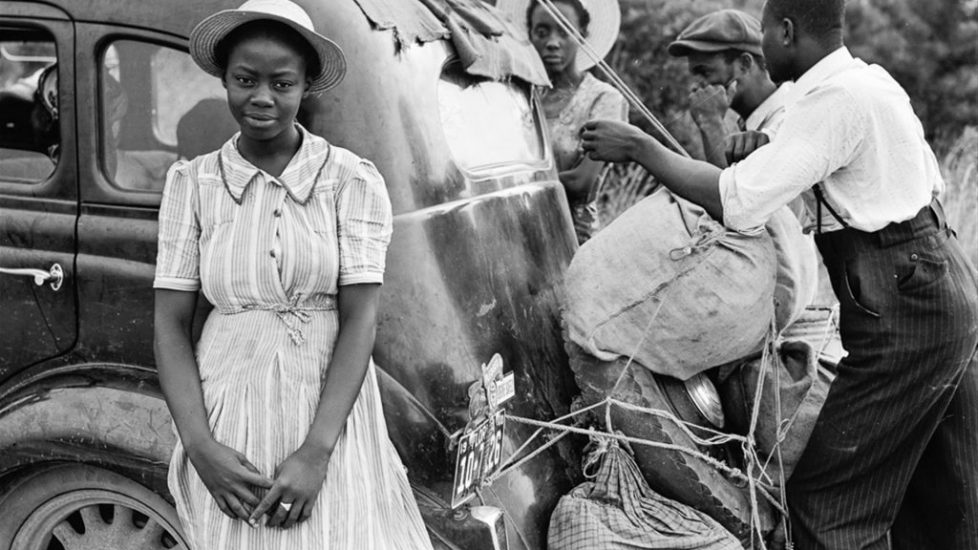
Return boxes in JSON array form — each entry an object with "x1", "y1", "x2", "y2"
[{"x1": 0, "y1": 363, "x2": 174, "y2": 493}]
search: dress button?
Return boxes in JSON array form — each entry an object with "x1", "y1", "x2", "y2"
[
  {"x1": 274, "y1": 209, "x2": 282, "y2": 217},
  {"x1": 270, "y1": 250, "x2": 276, "y2": 258},
  {"x1": 910, "y1": 253, "x2": 919, "y2": 261}
]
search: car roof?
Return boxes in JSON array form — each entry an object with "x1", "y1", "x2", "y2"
[{"x1": 15, "y1": 0, "x2": 245, "y2": 38}]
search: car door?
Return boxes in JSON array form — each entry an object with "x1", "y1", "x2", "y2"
[
  {"x1": 0, "y1": 3, "x2": 77, "y2": 378},
  {"x1": 73, "y1": 22, "x2": 230, "y2": 364}
]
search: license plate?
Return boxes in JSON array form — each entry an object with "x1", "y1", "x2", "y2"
[{"x1": 451, "y1": 412, "x2": 504, "y2": 508}]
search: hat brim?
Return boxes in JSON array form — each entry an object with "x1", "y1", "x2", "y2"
[
  {"x1": 496, "y1": 0, "x2": 621, "y2": 72},
  {"x1": 667, "y1": 39, "x2": 763, "y2": 58},
  {"x1": 189, "y1": 9, "x2": 346, "y2": 94}
]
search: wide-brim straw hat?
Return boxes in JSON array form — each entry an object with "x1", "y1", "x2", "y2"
[
  {"x1": 189, "y1": 0, "x2": 346, "y2": 94},
  {"x1": 497, "y1": 0, "x2": 621, "y2": 72}
]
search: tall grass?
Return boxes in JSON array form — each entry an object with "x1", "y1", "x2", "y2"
[{"x1": 939, "y1": 127, "x2": 978, "y2": 267}]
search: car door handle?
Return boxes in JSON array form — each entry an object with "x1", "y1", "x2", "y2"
[{"x1": 0, "y1": 263, "x2": 64, "y2": 291}]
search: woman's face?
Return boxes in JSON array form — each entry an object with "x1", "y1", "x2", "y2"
[
  {"x1": 223, "y1": 32, "x2": 310, "y2": 144},
  {"x1": 529, "y1": 2, "x2": 584, "y2": 76}
]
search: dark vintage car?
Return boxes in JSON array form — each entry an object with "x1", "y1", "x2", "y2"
[{"x1": 0, "y1": 1, "x2": 586, "y2": 548}]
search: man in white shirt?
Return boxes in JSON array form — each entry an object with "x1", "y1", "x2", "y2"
[{"x1": 580, "y1": 0, "x2": 978, "y2": 548}]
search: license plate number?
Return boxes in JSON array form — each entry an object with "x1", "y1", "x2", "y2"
[{"x1": 451, "y1": 412, "x2": 504, "y2": 508}]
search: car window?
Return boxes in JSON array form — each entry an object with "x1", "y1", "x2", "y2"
[
  {"x1": 438, "y1": 60, "x2": 546, "y2": 173},
  {"x1": 99, "y1": 40, "x2": 233, "y2": 193},
  {"x1": 0, "y1": 27, "x2": 59, "y2": 183}
]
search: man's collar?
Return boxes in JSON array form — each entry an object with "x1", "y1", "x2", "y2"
[
  {"x1": 790, "y1": 46, "x2": 857, "y2": 101},
  {"x1": 218, "y1": 125, "x2": 325, "y2": 205}
]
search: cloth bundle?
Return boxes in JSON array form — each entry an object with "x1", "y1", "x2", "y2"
[
  {"x1": 548, "y1": 439, "x2": 743, "y2": 550},
  {"x1": 564, "y1": 189, "x2": 777, "y2": 380}
]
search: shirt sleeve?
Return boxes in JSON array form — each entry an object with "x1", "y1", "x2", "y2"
[
  {"x1": 718, "y1": 83, "x2": 867, "y2": 231},
  {"x1": 590, "y1": 87, "x2": 629, "y2": 122},
  {"x1": 336, "y1": 159, "x2": 393, "y2": 286},
  {"x1": 154, "y1": 160, "x2": 201, "y2": 291}
]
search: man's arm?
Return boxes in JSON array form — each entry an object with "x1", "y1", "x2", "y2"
[{"x1": 580, "y1": 120, "x2": 724, "y2": 221}]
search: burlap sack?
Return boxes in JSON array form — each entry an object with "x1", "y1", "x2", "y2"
[
  {"x1": 718, "y1": 340, "x2": 832, "y2": 481},
  {"x1": 564, "y1": 189, "x2": 777, "y2": 380},
  {"x1": 765, "y1": 207, "x2": 819, "y2": 334}
]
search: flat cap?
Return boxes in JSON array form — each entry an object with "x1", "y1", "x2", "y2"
[{"x1": 668, "y1": 9, "x2": 763, "y2": 57}]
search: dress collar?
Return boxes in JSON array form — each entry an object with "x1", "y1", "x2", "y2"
[
  {"x1": 218, "y1": 124, "x2": 329, "y2": 205},
  {"x1": 745, "y1": 82, "x2": 793, "y2": 132}
]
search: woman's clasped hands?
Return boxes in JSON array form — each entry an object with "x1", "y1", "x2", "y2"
[
  {"x1": 188, "y1": 438, "x2": 332, "y2": 529},
  {"x1": 248, "y1": 444, "x2": 332, "y2": 529}
]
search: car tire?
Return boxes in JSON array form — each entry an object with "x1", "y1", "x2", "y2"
[
  {"x1": 566, "y1": 341, "x2": 775, "y2": 544},
  {"x1": 0, "y1": 464, "x2": 189, "y2": 550}
]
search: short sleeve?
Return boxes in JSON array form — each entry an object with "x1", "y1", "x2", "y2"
[
  {"x1": 335, "y1": 160, "x2": 393, "y2": 286},
  {"x1": 154, "y1": 161, "x2": 201, "y2": 291},
  {"x1": 589, "y1": 86, "x2": 629, "y2": 122}
]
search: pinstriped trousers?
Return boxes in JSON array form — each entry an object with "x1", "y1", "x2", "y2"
[{"x1": 786, "y1": 201, "x2": 978, "y2": 549}]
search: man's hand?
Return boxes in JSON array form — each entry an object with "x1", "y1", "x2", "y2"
[
  {"x1": 688, "y1": 83, "x2": 730, "y2": 127},
  {"x1": 725, "y1": 130, "x2": 771, "y2": 164},
  {"x1": 580, "y1": 120, "x2": 651, "y2": 163}
]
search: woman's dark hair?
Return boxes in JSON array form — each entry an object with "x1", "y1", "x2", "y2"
[
  {"x1": 214, "y1": 20, "x2": 321, "y2": 79},
  {"x1": 527, "y1": 0, "x2": 590, "y2": 35}
]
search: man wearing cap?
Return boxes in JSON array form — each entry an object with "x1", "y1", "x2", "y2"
[
  {"x1": 668, "y1": 10, "x2": 787, "y2": 171},
  {"x1": 580, "y1": 0, "x2": 978, "y2": 547}
]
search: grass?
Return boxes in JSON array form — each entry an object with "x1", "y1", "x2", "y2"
[{"x1": 939, "y1": 126, "x2": 978, "y2": 267}]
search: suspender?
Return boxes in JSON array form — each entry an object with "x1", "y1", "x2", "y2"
[{"x1": 813, "y1": 184, "x2": 850, "y2": 234}]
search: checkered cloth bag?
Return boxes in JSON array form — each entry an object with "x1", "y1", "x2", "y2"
[{"x1": 548, "y1": 439, "x2": 743, "y2": 550}]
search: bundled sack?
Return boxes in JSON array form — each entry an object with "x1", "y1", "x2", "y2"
[
  {"x1": 766, "y1": 206, "x2": 819, "y2": 333},
  {"x1": 548, "y1": 439, "x2": 743, "y2": 550},
  {"x1": 567, "y1": 341, "x2": 776, "y2": 542},
  {"x1": 564, "y1": 189, "x2": 777, "y2": 380},
  {"x1": 719, "y1": 340, "x2": 833, "y2": 482}
]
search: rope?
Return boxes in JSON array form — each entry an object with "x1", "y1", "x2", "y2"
[{"x1": 489, "y1": 400, "x2": 788, "y2": 517}]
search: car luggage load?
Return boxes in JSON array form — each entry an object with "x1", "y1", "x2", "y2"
[
  {"x1": 563, "y1": 189, "x2": 777, "y2": 380},
  {"x1": 548, "y1": 438, "x2": 743, "y2": 550},
  {"x1": 765, "y1": 206, "x2": 820, "y2": 333},
  {"x1": 566, "y1": 342, "x2": 777, "y2": 543},
  {"x1": 718, "y1": 340, "x2": 833, "y2": 483}
]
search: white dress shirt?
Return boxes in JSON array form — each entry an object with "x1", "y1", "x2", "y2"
[
  {"x1": 745, "y1": 81, "x2": 793, "y2": 137},
  {"x1": 719, "y1": 47, "x2": 943, "y2": 233}
]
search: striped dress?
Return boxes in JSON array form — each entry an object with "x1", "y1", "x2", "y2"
[{"x1": 154, "y1": 125, "x2": 433, "y2": 549}]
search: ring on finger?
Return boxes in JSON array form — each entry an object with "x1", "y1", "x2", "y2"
[{"x1": 280, "y1": 501, "x2": 294, "y2": 512}]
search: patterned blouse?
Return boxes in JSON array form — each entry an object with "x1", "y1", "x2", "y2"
[{"x1": 544, "y1": 72, "x2": 628, "y2": 244}]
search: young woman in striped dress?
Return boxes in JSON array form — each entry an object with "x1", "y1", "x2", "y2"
[{"x1": 152, "y1": 1, "x2": 433, "y2": 548}]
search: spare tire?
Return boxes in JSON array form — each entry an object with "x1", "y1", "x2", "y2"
[{"x1": 567, "y1": 341, "x2": 776, "y2": 544}]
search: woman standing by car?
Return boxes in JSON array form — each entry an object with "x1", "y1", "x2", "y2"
[
  {"x1": 503, "y1": 0, "x2": 627, "y2": 244},
  {"x1": 152, "y1": 0, "x2": 433, "y2": 548}
]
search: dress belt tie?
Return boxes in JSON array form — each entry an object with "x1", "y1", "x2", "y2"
[{"x1": 230, "y1": 293, "x2": 337, "y2": 345}]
